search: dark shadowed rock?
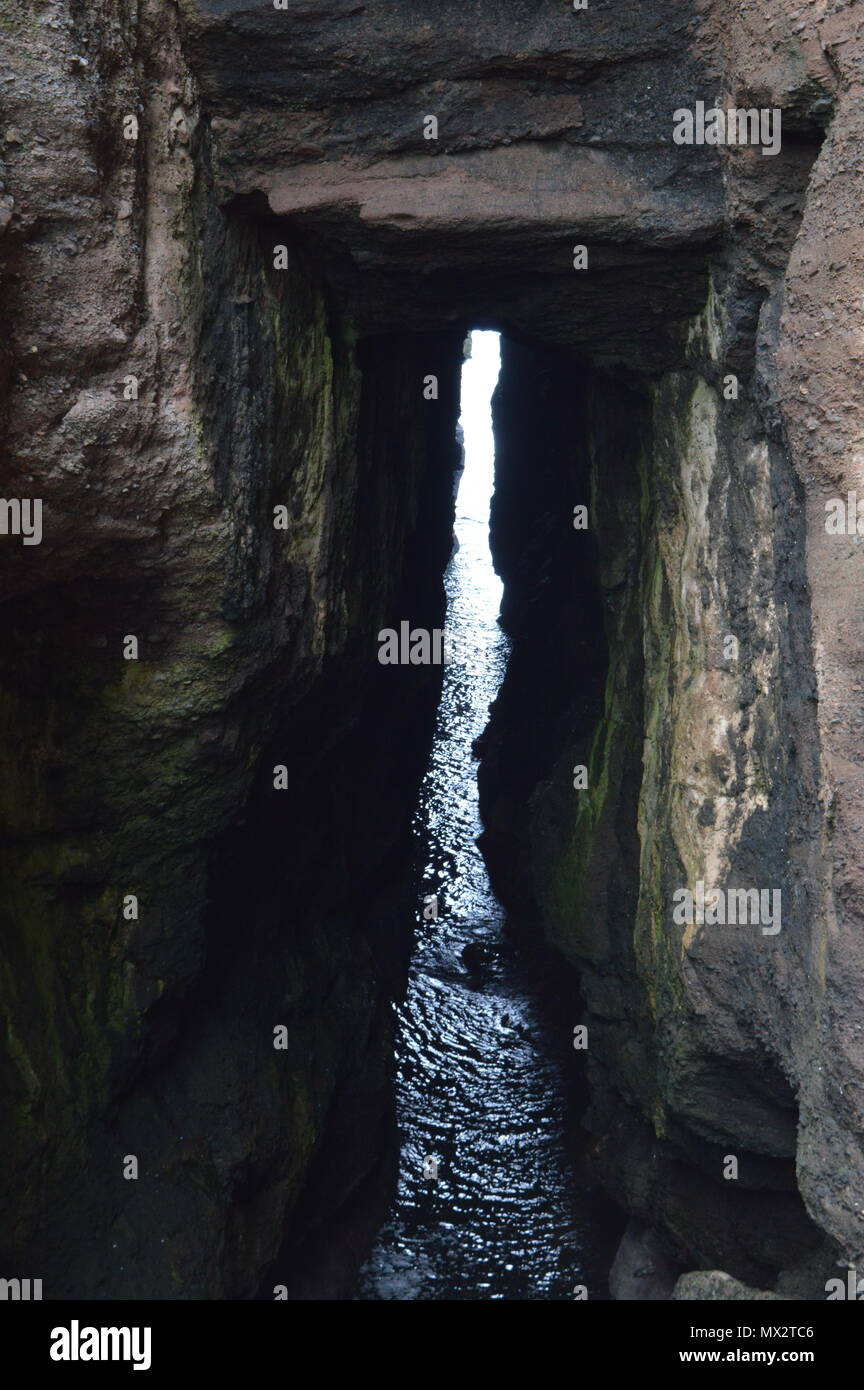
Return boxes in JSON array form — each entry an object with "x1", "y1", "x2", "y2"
[{"x1": 610, "y1": 1219, "x2": 682, "y2": 1300}]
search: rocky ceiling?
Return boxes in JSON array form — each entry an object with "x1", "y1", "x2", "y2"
[{"x1": 179, "y1": 0, "x2": 730, "y2": 365}]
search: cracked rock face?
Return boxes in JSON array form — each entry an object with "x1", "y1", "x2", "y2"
[{"x1": 1, "y1": 0, "x2": 862, "y2": 1300}]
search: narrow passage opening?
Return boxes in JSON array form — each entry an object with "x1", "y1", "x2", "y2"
[{"x1": 357, "y1": 331, "x2": 612, "y2": 1300}]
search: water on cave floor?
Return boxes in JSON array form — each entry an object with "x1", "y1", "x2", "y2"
[{"x1": 357, "y1": 331, "x2": 605, "y2": 1301}]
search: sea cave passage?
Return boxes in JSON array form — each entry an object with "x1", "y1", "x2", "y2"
[
  {"x1": 350, "y1": 328, "x2": 624, "y2": 1299},
  {"x1": 208, "y1": 307, "x2": 820, "y2": 1304},
  {"x1": 196, "y1": 307, "x2": 652, "y2": 1302},
  {"x1": 194, "y1": 296, "x2": 650, "y2": 1301},
  {"x1": 3, "y1": 8, "x2": 846, "y2": 1312}
]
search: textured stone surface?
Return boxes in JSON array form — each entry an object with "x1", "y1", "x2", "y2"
[{"x1": 482, "y1": 331, "x2": 830, "y2": 1287}]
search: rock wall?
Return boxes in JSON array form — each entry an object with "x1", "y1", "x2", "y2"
[
  {"x1": 0, "y1": 0, "x2": 461, "y2": 1296},
  {"x1": 483, "y1": 318, "x2": 832, "y2": 1289},
  {"x1": 479, "y1": 6, "x2": 864, "y2": 1293}
]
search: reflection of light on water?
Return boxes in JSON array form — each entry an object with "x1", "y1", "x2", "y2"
[{"x1": 357, "y1": 331, "x2": 597, "y2": 1302}]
